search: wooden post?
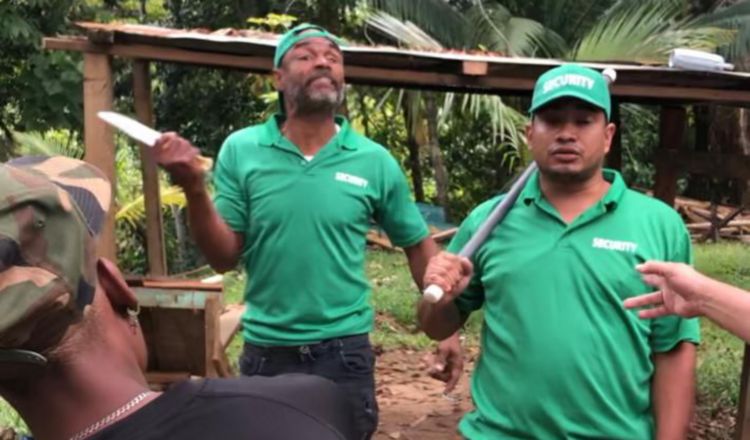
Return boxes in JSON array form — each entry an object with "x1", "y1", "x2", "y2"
[
  {"x1": 737, "y1": 345, "x2": 750, "y2": 440},
  {"x1": 653, "y1": 106, "x2": 686, "y2": 206},
  {"x1": 606, "y1": 99, "x2": 622, "y2": 171},
  {"x1": 133, "y1": 61, "x2": 167, "y2": 276},
  {"x1": 83, "y1": 53, "x2": 116, "y2": 262}
]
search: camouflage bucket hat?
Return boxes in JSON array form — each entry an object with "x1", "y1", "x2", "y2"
[{"x1": 0, "y1": 156, "x2": 111, "y2": 366}]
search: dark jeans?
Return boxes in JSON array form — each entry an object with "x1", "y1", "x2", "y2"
[{"x1": 240, "y1": 334, "x2": 378, "y2": 440}]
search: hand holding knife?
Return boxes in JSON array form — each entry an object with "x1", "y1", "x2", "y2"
[{"x1": 97, "y1": 111, "x2": 213, "y2": 171}]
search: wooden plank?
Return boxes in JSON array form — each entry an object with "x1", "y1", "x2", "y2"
[
  {"x1": 134, "y1": 289, "x2": 210, "y2": 309},
  {"x1": 140, "y1": 306, "x2": 207, "y2": 374},
  {"x1": 606, "y1": 99, "x2": 622, "y2": 171},
  {"x1": 737, "y1": 345, "x2": 750, "y2": 440},
  {"x1": 133, "y1": 60, "x2": 167, "y2": 276},
  {"x1": 43, "y1": 37, "x2": 750, "y2": 106},
  {"x1": 653, "y1": 106, "x2": 686, "y2": 206},
  {"x1": 462, "y1": 61, "x2": 488, "y2": 76},
  {"x1": 431, "y1": 227, "x2": 458, "y2": 242},
  {"x1": 219, "y1": 304, "x2": 245, "y2": 349},
  {"x1": 366, "y1": 230, "x2": 397, "y2": 250},
  {"x1": 204, "y1": 295, "x2": 221, "y2": 377},
  {"x1": 83, "y1": 53, "x2": 116, "y2": 262},
  {"x1": 140, "y1": 279, "x2": 222, "y2": 291}
]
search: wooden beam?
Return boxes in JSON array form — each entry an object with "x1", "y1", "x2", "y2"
[
  {"x1": 133, "y1": 61, "x2": 167, "y2": 276},
  {"x1": 653, "y1": 106, "x2": 686, "y2": 206},
  {"x1": 462, "y1": 61, "x2": 488, "y2": 76},
  {"x1": 43, "y1": 37, "x2": 750, "y2": 106},
  {"x1": 83, "y1": 53, "x2": 116, "y2": 262},
  {"x1": 606, "y1": 99, "x2": 622, "y2": 171},
  {"x1": 737, "y1": 345, "x2": 750, "y2": 440}
]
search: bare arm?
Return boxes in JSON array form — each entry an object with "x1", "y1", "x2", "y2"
[
  {"x1": 403, "y1": 237, "x2": 439, "y2": 290},
  {"x1": 151, "y1": 133, "x2": 244, "y2": 273},
  {"x1": 695, "y1": 277, "x2": 750, "y2": 342},
  {"x1": 417, "y1": 252, "x2": 472, "y2": 340},
  {"x1": 625, "y1": 261, "x2": 750, "y2": 342},
  {"x1": 418, "y1": 299, "x2": 465, "y2": 341},
  {"x1": 182, "y1": 184, "x2": 244, "y2": 273},
  {"x1": 652, "y1": 342, "x2": 696, "y2": 440}
]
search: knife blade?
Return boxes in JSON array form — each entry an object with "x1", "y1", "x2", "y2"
[{"x1": 97, "y1": 111, "x2": 213, "y2": 170}]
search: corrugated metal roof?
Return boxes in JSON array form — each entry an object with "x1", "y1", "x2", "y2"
[{"x1": 43, "y1": 22, "x2": 750, "y2": 106}]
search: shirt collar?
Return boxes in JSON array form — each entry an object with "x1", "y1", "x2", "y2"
[
  {"x1": 521, "y1": 167, "x2": 626, "y2": 210},
  {"x1": 260, "y1": 114, "x2": 357, "y2": 151}
]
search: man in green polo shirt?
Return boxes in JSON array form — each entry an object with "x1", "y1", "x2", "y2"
[
  {"x1": 419, "y1": 64, "x2": 699, "y2": 439},
  {"x1": 150, "y1": 24, "x2": 453, "y2": 439}
]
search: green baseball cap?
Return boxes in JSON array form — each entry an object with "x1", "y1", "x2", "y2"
[
  {"x1": 274, "y1": 23, "x2": 344, "y2": 68},
  {"x1": 529, "y1": 64, "x2": 611, "y2": 120},
  {"x1": 0, "y1": 156, "x2": 111, "y2": 367}
]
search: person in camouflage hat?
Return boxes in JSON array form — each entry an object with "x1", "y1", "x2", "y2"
[
  {"x1": 0, "y1": 155, "x2": 110, "y2": 359},
  {"x1": 0, "y1": 156, "x2": 354, "y2": 440}
]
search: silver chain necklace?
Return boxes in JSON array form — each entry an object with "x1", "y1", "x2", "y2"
[{"x1": 68, "y1": 391, "x2": 154, "y2": 440}]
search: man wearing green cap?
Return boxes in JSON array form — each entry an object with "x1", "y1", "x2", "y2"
[
  {"x1": 151, "y1": 23, "x2": 452, "y2": 439},
  {"x1": 418, "y1": 64, "x2": 699, "y2": 439}
]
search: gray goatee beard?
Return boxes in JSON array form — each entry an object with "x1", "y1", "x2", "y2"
[{"x1": 287, "y1": 81, "x2": 345, "y2": 115}]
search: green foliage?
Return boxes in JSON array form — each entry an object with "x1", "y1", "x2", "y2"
[
  {"x1": 693, "y1": 242, "x2": 750, "y2": 424},
  {"x1": 154, "y1": 66, "x2": 269, "y2": 157},
  {"x1": 619, "y1": 104, "x2": 660, "y2": 189},
  {"x1": 499, "y1": 0, "x2": 616, "y2": 45},
  {"x1": 694, "y1": 0, "x2": 750, "y2": 63},
  {"x1": 571, "y1": 0, "x2": 736, "y2": 63},
  {"x1": 439, "y1": 104, "x2": 520, "y2": 219},
  {"x1": 12, "y1": 129, "x2": 83, "y2": 158},
  {"x1": 246, "y1": 12, "x2": 296, "y2": 31},
  {"x1": 116, "y1": 184, "x2": 187, "y2": 226}
]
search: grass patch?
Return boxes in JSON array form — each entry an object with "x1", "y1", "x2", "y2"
[{"x1": 694, "y1": 243, "x2": 750, "y2": 416}]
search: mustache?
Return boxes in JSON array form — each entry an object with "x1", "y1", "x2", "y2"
[
  {"x1": 548, "y1": 144, "x2": 582, "y2": 155},
  {"x1": 306, "y1": 72, "x2": 339, "y2": 88}
]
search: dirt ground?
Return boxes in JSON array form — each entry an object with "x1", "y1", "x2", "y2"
[
  {"x1": 374, "y1": 348, "x2": 475, "y2": 440},
  {"x1": 374, "y1": 348, "x2": 735, "y2": 440}
]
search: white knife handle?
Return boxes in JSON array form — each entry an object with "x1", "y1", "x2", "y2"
[{"x1": 423, "y1": 284, "x2": 444, "y2": 303}]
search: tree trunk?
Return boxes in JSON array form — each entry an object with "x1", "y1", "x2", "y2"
[
  {"x1": 425, "y1": 93, "x2": 450, "y2": 219},
  {"x1": 402, "y1": 94, "x2": 425, "y2": 202},
  {"x1": 0, "y1": 119, "x2": 14, "y2": 161}
]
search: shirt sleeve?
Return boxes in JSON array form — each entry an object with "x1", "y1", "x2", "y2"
[
  {"x1": 650, "y1": 222, "x2": 701, "y2": 352},
  {"x1": 373, "y1": 154, "x2": 430, "y2": 248},
  {"x1": 447, "y1": 209, "x2": 486, "y2": 317},
  {"x1": 213, "y1": 136, "x2": 248, "y2": 233}
]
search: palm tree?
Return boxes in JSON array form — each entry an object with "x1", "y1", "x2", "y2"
[
  {"x1": 363, "y1": 0, "x2": 748, "y2": 213},
  {"x1": 12, "y1": 130, "x2": 188, "y2": 272},
  {"x1": 571, "y1": 0, "x2": 735, "y2": 63},
  {"x1": 363, "y1": 1, "x2": 545, "y2": 216}
]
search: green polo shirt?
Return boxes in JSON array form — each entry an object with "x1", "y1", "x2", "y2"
[
  {"x1": 213, "y1": 115, "x2": 429, "y2": 345},
  {"x1": 448, "y1": 169, "x2": 699, "y2": 440}
]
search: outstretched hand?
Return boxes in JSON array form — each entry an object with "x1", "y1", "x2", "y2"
[{"x1": 623, "y1": 261, "x2": 705, "y2": 319}]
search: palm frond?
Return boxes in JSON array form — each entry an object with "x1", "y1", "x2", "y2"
[
  {"x1": 365, "y1": 11, "x2": 443, "y2": 49},
  {"x1": 695, "y1": 0, "x2": 750, "y2": 62},
  {"x1": 571, "y1": 0, "x2": 733, "y2": 64},
  {"x1": 12, "y1": 130, "x2": 83, "y2": 159},
  {"x1": 465, "y1": 2, "x2": 564, "y2": 57},
  {"x1": 116, "y1": 185, "x2": 188, "y2": 226},
  {"x1": 365, "y1": 0, "x2": 470, "y2": 47}
]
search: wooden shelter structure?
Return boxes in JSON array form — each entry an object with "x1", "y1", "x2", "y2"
[{"x1": 44, "y1": 22, "x2": 750, "y2": 438}]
